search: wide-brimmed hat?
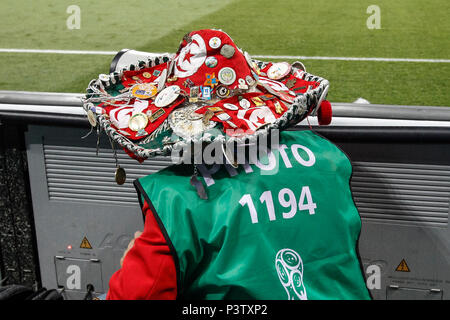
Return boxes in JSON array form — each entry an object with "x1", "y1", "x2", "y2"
[{"x1": 82, "y1": 29, "x2": 331, "y2": 163}]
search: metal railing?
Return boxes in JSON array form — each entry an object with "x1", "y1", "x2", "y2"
[{"x1": 0, "y1": 90, "x2": 449, "y2": 127}]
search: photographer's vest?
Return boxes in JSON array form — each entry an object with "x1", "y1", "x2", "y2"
[{"x1": 134, "y1": 130, "x2": 371, "y2": 300}]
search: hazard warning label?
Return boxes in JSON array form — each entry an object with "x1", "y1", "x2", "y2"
[
  {"x1": 80, "y1": 237, "x2": 93, "y2": 249},
  {"x1": 395, "y1": 259, "x2": 410, "y2": 272}
]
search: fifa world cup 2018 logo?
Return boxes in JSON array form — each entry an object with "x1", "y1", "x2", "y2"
[{"x1": 275, "y1": 248, "x2": 308, "y2": 300}]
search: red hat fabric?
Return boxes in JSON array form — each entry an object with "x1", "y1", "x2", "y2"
[{"x1": 170, "y1": 29, "x2": 255, "y2": 94}]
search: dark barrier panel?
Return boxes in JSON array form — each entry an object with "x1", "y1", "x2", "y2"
[{"x1": 0, "y1": 123, "x2": 40, "y2": 287}]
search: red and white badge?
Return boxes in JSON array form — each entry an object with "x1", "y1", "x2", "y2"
[
  {"x1": 258, "y1": 76, "x2": 290, "y2": 93},
  {"x1": 267, "y1": 62, "x2": 291, "y2": 80}
]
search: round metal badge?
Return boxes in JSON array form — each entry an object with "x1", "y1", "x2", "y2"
[
  {"x1": 220, "y1": 44, "x2": 235, "y2": 58},
  {"x1": 216, "y1": 85, "x2": 230, "y2": 98},
  {"x1": 218, "y1": 67, "x2": 236, "y2": 85},
  {"x1": 98, "y1": 73, "x2": 111, "y2": 87},
  {"x1": 205, "y1": 56, "x2": 218, "y2": 68},
  {"x1": 115, "y1": 166, "x2": 126, "y2": 185},
  {"x1": 168, "y1": 104, "x2": 216, "y2": 140},
  {"x1": 155, "y1": 85, "x2": 181, "y2": 107},
  {"x1": 142, "y1": 72, "x2": 152, "y2": 79},
  {"x1": 131, "y1": 83, "x2": 158, "y2": 100},
  {"x1": 267, "y1": 62, "x2": 292, "y2": 80},
  {"x1": 128, "y1": 113, "x2": 149, "y2": 132},
  {"x1": 209, "y1": 37, "x2": 222, "y2": 49},
  {"x1": 99, "y1": 74, "x2": 110, "y2": 82}
]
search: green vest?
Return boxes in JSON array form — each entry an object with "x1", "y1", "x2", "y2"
[{"x1": 135, "y1": 130, "x2": 371, "y2": 300}]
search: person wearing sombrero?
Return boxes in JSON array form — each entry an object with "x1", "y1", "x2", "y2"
[{"x1": 82, "y1": 29, "x2": 370, "y2": 300}]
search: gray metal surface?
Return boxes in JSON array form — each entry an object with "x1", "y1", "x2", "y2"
[
  {"x1": 331, "y1": 102, "x2": 450, "y2": 121},
  {"x1": 386, "y1": 286, "x2": 443, "y2": 300},
  {"x1": 55, "y1": 256, "x2": 103, "y2": 299},
  {"x1": 352, "y1": 161, "x2": 450, "y2": 227},
  {"x1": 44, "y1": 145, "x2": 168, "y2": 205},
  {"x1": 0, "y1": 91, "x2": 83, "y2": 107},
  {"x1": 1, "y1": 90, "x2": 450, "y2": 124},
  {"x1": 26, "y1": 126, "x2": 145, "y2": 299}
]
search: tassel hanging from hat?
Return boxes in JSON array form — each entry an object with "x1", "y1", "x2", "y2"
[
  {"x1": 96, "y1": 125, "x2": 101, "y2": 156},
  {"x1": 81, "y1": 125, "x2": 94, "y2": 140},
  {"x1": 190, "y1": 164, "x2": 208, "y2": 200},
  {"x1": 108, "y1": 135, "x2": 126, "y2": 185},
  {"x1": 81, "y1": 102, "x2": 97, "y2": 139}
]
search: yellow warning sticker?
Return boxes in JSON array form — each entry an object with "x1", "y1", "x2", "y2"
[
  {"x1": 395, "y1": 259, "x2": 410, "y2": 272},
  {"x1": 80, "y1": 236, "x2": 93, "y2": 249}
]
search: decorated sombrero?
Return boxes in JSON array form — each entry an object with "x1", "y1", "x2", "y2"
[{"x1": 82, "y1": 29, "x2": 331, "y2": 182}]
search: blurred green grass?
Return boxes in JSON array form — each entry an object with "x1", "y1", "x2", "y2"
[{"x1": 0, "y1": 0, "x2": 448, "y2": 105}]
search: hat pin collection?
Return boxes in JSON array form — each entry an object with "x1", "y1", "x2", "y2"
[
  {"x1": 82, "y1": 51, "x2": 256, "y2": 186},
  {"x1": 81, "y1": 33, "x2": 328, "y2": 191},
  {"x1": 82, "y1": 58, "x2": 205, "y2": 185},
  {"x1": 82, "y1": 100, "x2": 126, "y2": 185}
]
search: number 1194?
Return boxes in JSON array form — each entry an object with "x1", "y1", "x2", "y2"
[{"x1": 239, "y1": 186, "x2": 317, "y2": 224}]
